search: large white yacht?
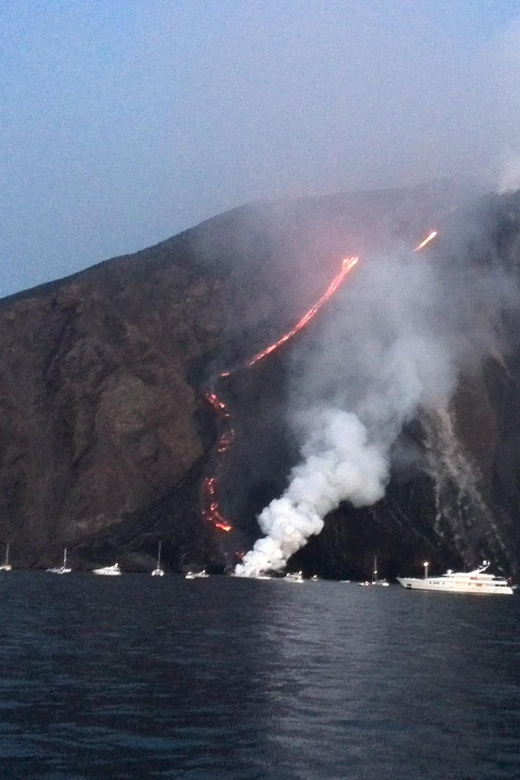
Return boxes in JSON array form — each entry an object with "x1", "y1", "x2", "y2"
[{"x1": 397, "y1": 561, "x2": 517, "y2": 595}]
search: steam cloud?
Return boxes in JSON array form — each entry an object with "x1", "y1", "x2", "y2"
[{"x1": 235, "y1": 235, "x2": 507, "y2": 578}]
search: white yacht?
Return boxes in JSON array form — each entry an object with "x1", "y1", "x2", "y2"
[
  {"x1": 185, "y1": 570, "x2": 209, "y2": 579},
  {"x1": 151, "y1": 541, "x2": 165, "y2": 577},
  {"x1": 47, "y1": 548, "x2": 72, "y2": 574},
  {"x1": 284, "y1": 571, "x2": 304, "y2": 583},
  {"x1": 93, "y1": 563, "x2": 122, "y2": 576},
  {"x1": 397, "y1": 561, "x2": 517, "y2": 595},
  {"x1": 0, "y1": 542, "x2": 12, "y2": 571}
]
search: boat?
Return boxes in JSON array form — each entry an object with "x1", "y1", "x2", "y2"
[
  {"x1": 185, "y1": 570, "x2": 209, "y2": 579},
  {"x1": 284, "y1": 571, "x2": 304, "y2": 583},
  {"x1": 46, "y1": 548, "x2": 72, "y2": 574},
  {"x1": 151, "y1": 541, "x2": 165, "y2": 577},
  {"x1": 92, "y1": 563, "x2": 121, "y2": 576},
  {"x1": 0, "y1": 542, "x2": 12, "y2": 571},
  {"x1": 397, "y1": 560, "x2": 517, "y2": 595},
  {"x1": 358, "y1": 556, "x2": 389, "y2": 587}
]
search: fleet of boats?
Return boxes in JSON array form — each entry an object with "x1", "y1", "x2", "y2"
[{"x1": 0, "y1": 540, "x2": 517, "y2": 593}]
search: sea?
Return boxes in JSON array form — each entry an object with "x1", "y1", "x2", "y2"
[{"x1": 0, "y1": 573, "x2": 518, "y2": 780}]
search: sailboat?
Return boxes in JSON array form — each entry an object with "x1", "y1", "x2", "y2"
[
  {"x1": 151, "y1": 541, "x2": 165, "y2": 577},
  {"x1": 0, "y1": 542, "x2": 12, "y2": 571},
  {"x1": 358, "y1": 556, "x2": 389, "y2": 587},
  {"x1": 46, "y1": 548, "x2": 72, "y2": 574}
]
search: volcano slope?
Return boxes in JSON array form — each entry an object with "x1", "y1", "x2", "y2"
[{"x1": 0, "y1": 181, "x2": 519, "y2": 576}]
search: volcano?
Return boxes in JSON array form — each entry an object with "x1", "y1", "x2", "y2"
[{"x1": 0, "y1": 180, "x2": 519, "y2": 577}]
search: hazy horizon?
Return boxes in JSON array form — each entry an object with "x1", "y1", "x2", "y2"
[{"x1": 2, "y1": 1, "x2": 520, "y2": 298}]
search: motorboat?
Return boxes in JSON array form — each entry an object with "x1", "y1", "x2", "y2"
[
  {"x1": 92, "y1": 563, "x2": 122, "y2": 576},
  {"x1": 0, "y1": 542, "x2": 12, "y2": 572},
  {"x1": 397, "y1": 561, "x2": 517, "y2": 595},
  {"x1": 185, "y1": 570, "x2": 209, "y2": 579},
  {"x1": 151, "y1": 541, "x2": 165, "y2": 577},
  {"x1": 47, "y1": 548, "x2": 72, "y2": 574},
  {"x1": 284, "y1": 571, "x2": 304, "y2": 583}
]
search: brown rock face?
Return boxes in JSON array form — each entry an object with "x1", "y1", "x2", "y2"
[{"x1": 0, "y1": 181, "x2": 519, "y2": 576}]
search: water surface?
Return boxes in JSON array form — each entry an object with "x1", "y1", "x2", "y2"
[{"x1": 0, "y1": 573, "x2": 518, "y2": 779}]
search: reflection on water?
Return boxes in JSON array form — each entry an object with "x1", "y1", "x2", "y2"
[{"x1": 0, "y1": 573, "x2": 519, "y2": 779}]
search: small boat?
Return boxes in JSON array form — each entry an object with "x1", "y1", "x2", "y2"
[
  {"x1": 185, "y1": 570, "x2": 209, "y2": 579},
  {"x1": 358, "y1": 556, "x2": 389, "y2": 587},
  {"x1": 47, "y1": 548, "x2": 72, "y2": 574},
  {"x1": 284, "y1": 571, "x2": 304, "y2": 583},
  {"x1": 397, "y1": 560, "x2": 517, "y2": 595},
  {"x1": 151, "y1": 541, "x2": 165, "y2": 577},
  {"x1": 92, "y1": 563, "x2": 121, "y2": 576},
  {"x1": 0, "y1": 542, "x2": 12, "y2": 572},
  {"x1": 310, "y1": 575, "x2": 319, "y2": 582}
]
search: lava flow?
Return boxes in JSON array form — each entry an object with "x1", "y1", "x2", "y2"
[
  {"x1": 414, "y1": 230, "x2": 437, "y2": 252},
  {"x1": 247, "y1": 256, "x2": 359, "y2": 367},
  {"x1": 201, "y1": 255, "x2": 360, "y2": 534}
]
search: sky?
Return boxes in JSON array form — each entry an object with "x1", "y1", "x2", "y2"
[{"x1": 1, "y1": 0, "x2": 520, "y2": 298}]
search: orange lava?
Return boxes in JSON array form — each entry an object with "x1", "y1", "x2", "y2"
[
  {"x1": 414, "y1": 231, "x2": 438, "y2": 252},
  {"x1": 202, "y1": 476, "x2": 233, "y2": 532},
  {"x1": 247, "y1": 256, "x2": 359, "y2": 367}
]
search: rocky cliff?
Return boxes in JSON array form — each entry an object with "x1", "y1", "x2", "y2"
[{"x1": 1, "y1": 181, "x2": 519, "y2": 577}]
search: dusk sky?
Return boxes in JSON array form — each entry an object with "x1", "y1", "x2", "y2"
[{"x1": 1, "y1": 1, "x2": 520, "y2": 298}]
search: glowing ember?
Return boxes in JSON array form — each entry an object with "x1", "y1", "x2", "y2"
[
  {"x1": 202, "y1": 254, "x2": 359, "y2": 535},
  {"x1": 414, "y1": 231, "x2": 438, "y2": 252}
]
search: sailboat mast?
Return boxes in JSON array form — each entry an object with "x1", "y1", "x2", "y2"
[
  {"x1": 157, "y1": 541, "x2": 162, "y2": 568},
  {"x1": 5, "y1": 542, "x2": 9, "y2": 566},
  {"x1": 64, "y1": 548, "x2": 67, "y2": 567}
]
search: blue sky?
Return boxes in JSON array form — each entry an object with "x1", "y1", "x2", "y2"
[{"x1": 1, "y1": 1, "x2": 520, "y2": 297}]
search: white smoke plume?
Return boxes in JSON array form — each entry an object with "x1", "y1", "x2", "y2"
[{"x1": 235, "y1": 237, "x2": 506, "y2": 578}]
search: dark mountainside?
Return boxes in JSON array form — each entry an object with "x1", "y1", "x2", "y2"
[{"x1": 1, "y1": 181, "x2": 520, "y2": 578}]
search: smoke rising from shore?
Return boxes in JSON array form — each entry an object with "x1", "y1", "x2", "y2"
[{"x1": 235, "y1": 235, "x2": 511, "y2": 577}]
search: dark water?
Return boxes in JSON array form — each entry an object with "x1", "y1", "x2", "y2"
[{"x1": 0, "y1": 574, "x2": 519, "y2": 779}]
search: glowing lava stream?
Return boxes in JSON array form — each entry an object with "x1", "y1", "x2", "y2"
[
  {"x1": 414, "y1": 230, "x2": 437, "y2": 252},
  {"x1": 201, "y1": 255, "x2": 360, "y2": 534},
  {"x1": 246, "y1": 256, "x2": 359, "y2": 367}
]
